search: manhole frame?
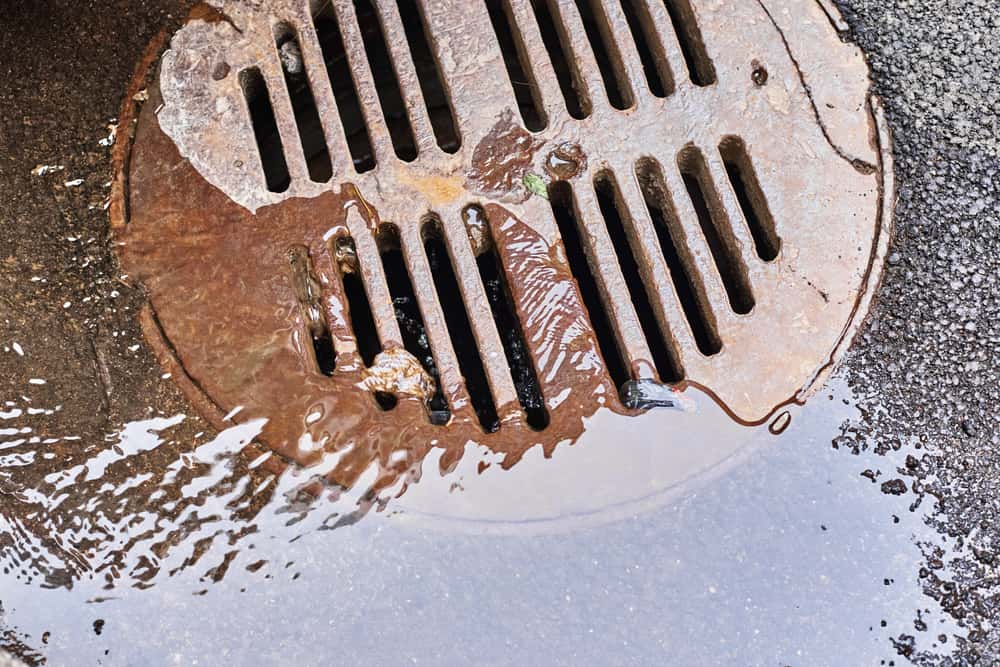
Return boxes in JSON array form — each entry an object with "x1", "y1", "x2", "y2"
[{"x1": 109, "y1": 0, "x2": 896, "y2": 474}]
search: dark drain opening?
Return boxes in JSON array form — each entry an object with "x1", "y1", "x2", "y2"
[
  {"x1": 635, "y1": 158, "x2": 721, "y2": 355},
  {"x1": 548, "y1": 181, "x2": 631, "y2": 391},
  {"x1": 287, "y1": 246, "x2": 337, "y2": 376},
  {"x1": 275, "y1": 26, "x2": 333, "y2": 183},
  {"x1": 339, "y1": 264, "x2": 382, "y2": 366},
  {"x1": 662, "y1": 0, "x2": 716, "y2": 87},
  {"x1": 240, "y1": 67, "x2": 291, "y2": 193},
  {"x1": 336, "y1": 236, "x2": 398, "y2": 412},
  {"x1": 313, "y1": 3, "x2": 376, "y2": 172},
  {"x1": 376, "y1": 224, "x2": 451, "y2": 422},
  {"x1": 573, "y1": 0, "x2": 633, "y2": 110},
  {"x1": 353, "y1": 0, "x2": 418, "y2": 162},
  {"x1": 312, "y1": 331, "x2": 337, "y2": 376},
  {"x1": 619, "y1": 0, "x2": 674, "y2": 97},
  {"x1": 678, "y1": 145, "x2": 754, "y2": 314},
  {"x1": 423, "y1": 218, "x2": 500, "y2": 432},
  {"x1": 719, "y1": 136, "x2": 781, "y2": 262},
  {"x1": 467, "y1": 206, "x2": 549, "y2": 431},
  {"x1": 594, "y1": 171, "x2": 684, "y2": 383},
  {"x1": 396, "y1": 0, "x2": 461, "y2": 153},
  {"x1": 485, "y1": 0, "x2": 547, "y2": 131},
  {"x1": 374, "y1": 391, "x2": 398, "y2": 410},
  {"x1": 530, "y1": 0, "x2": 590, "y2": 119}
]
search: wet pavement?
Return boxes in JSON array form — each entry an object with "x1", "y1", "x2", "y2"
[
  {"x1": 0, "y1": 382, "x2": 961, "y2": 665},
  {"x1": 1, "y1": 0, "x2": 998, "y2": 665}
]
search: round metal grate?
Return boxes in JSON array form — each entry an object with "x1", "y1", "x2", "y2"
[{"x1": 113, "y1": 0, "x2": 893, "y2": 489}]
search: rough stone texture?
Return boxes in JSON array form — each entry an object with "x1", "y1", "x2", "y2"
[{"x1": 833, "y1": 0, "x2": 1000, "y2": 662}]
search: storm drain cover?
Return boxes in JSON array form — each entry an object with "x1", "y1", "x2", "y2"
[{"x1": 113, "y1": 0, "x2": 893, "y2": 481}]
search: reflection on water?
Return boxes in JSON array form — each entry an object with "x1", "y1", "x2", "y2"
[
  {"x1": 0, "y1": 376, "x2": 960, "y2": 664},
  {"x1": 3, "y1": 414, "x2": 266, "y2": 590},
  {"x1": 0, "y1": 385, "x2": 754, "y2": 591}
]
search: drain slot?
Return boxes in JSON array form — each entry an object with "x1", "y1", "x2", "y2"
[
  {"x1": 467, "y1": 206, "x2": 549, "y2": 431},
  {"x1": 594, "y1": 171, "x2": 683, "y2": 383},
  {"x1": 573, "y1": 0, "x2": 633, "y2": 110},
  {"x1": 339, "y1": 263, "x2": 382, "y2": 366},
  {"x1": 288, "y1": 246, "x2": 337, "y2": 376},
  {"x1": 662, "y1": 0, "x2": 716, "y2": 87},
  {"x1": 336, "y1": 236, "x2": 397, "y2": 410},
  {"x1": 720, "y1": 136, "x2": 780, "y2": 262},
  {"x1": 636, "y1": 158, "x2": 721, "y2": 355},
  {"x1": 376, "y1": 224, "x2": 450, "y2": 422},
  {"x1": 619, "y1": 0, "x2": 674, "y2": 97},
  {"x1": 423, "y1": 218, "x2": 500, "y2": 432},
  {"x1": 275, "y1": 27, "x2": 333, "y2": 183},
  {"x1": 311, "y1": 330, "x2": 337, "y2": 376},
  {"x1": 485, "y1": 0, "x2": 547, "y2": 131},
  {"x1": 353, "y1": 0, "x2": 418, "y2": 162},
  {"x1": 530, "y1": 0, "x2": 589, "y2": 119},
  {"x1": 396, "y1": 0, "x2": 461, "y2": 153},
  {"x1": 548, "y1": 181, "x2": 630, "y2": 390},
  {"x1": 240, "y1": 67, "x2": 291, "y2": 193},
  {"x1": 313, "y1": 3, "x2": 376, "y2": 172},
  {"x1": 678, "y1": 145, "x2": 754, "y2": 314}
]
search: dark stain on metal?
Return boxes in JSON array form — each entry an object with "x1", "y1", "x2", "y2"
[
  {"x1": 467, "y1": 110, "x2": 545, "y2": 200},
  {"x1": 751, "y1": 59, "x2": 769, "y2": 86},
  {"x1": 769, "y1": 410, "x2": 792, "y2": 435},
  {"x1": 544, "y1": 142, "x2": 587, "y2": 181}
]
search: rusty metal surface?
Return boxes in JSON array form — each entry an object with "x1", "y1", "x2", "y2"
[{"x1": 114, "y1": 0, "x2": 893, "y2": 479}]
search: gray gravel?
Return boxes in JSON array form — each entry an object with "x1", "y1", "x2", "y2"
[{"x1": 835, "y1": 0, "x2": 1000, "y2": 662}]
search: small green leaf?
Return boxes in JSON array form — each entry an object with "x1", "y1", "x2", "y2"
[{"x1": 523, "y1": 173, "x2": 549, "y2": 199}]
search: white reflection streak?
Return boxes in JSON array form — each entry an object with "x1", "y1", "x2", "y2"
[
  {"x1": 171, "y1": 418, "x2": 268, "y2": 494},
  {"x1": 43, "y1": 414, "x2": 186, "y2": 490},
  {"x1": 97, "y1": 418, "x2": 270, "y2": 581}
]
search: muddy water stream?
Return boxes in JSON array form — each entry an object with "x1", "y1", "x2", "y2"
[{"x1": 0, "y1": 375, "x2": 956, "y2": 664}]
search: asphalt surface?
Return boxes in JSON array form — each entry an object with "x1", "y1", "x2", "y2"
[
  {"x1": 0, "y1": 0, "x2": 998, "y2": 664},
  {"x1": 832, "y1": 0, "x2": 1000, "y2": 661}
]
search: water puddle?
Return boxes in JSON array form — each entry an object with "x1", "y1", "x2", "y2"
[{"x1": 0, "y1": 375, "x2": 961, "y2": 664}]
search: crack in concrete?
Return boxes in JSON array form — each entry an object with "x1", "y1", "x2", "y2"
[{"x1": 88, "y1": 333, "x2": 113, "y2": 429}]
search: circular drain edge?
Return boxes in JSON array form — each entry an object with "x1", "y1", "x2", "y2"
[{"x1": 108, "y1": 4, "x2": 896, "y2": 481}]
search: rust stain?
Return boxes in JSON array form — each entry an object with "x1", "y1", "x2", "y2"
[
  {"x1": 119, "y1": 95, "x2": 623, "y2": 494},
  {"x1": 187, "y1": 2, "x2": 242, "y2": 31},
  {"x1": 466, "y1": 110, "x2": 545, "y2": 202},
  {"x1": 396, "y1": 171, "x2": 465, "y2": 208},
  {"x1": 109, "y1": 27, "x2": 171, "y2": 231},
  {"x1": 543, "y1": 142, "x2": 587, "y2": 181}
]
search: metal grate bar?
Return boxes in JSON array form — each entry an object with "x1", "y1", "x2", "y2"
[
  {"x1": 569, "y1": 177, "x2": 659, "y2": 380},
  {"x1": 395, "y1": 217, "x2": 479, "y2": 423},
  {"x1": 344, "y1": 206, "x2": 404, "y2": 349},
  {"x1": 292, "y1": 14, "x2": 356, "y2": 177},
  {"x1": 503, "y1": 0, "x2": 569, "y2": 126},
  {"x1": 657, "y1": 154, "x2": 738, "y2": 332},
  {"x1": 257, "y1": 45, "x2": 312, "y2": 184},
  {"x1": 610, "y1": 153, "x2": 698, "y2": 362},
  {"x1": 331, "y1": 0, "x2": 398, "y2": 165},
  {"x1": 369, "y1": 0, "x2": 439, "y2": 156},
  {"x1": 437, "y1": 204, "x2": 522, "y2": 423}
]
